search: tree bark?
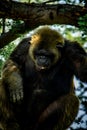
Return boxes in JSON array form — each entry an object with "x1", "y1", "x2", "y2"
[
  {"x1": 0, "y1": 0, "x2": 87, "y2": 48},
  {"x1": 0, "y1": 23, "x2": 28, "y2": 48},
  {"x1": 0, "y1": 0, "x2": 87, "y2": 27}
]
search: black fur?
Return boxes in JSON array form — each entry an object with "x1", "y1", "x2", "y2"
[{"x1": 0, "y1": 26, "x2": 87, "y2": 130}]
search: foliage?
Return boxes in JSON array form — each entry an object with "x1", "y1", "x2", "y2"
[
  {"x1": 0, "y1": 42, "x2": 16, "y2": 76},
  {"x1": 53, "y1": 25, "x2": 87, "y2": 46},
  {"x1": 78, "y1": 14, "x2": 87, "y2": 35}
]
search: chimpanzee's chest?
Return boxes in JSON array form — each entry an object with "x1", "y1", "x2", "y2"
[
  {"x1": 22, "y1": 59, "x2": 74, "y2": 108},
  {"x1": 23, "y1": 69, "x2": 73, "y2": 100},
  {"x1": 21, "y1": 64, "x2": 74, "y2": 126}
]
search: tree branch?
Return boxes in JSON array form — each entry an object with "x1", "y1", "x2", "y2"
[
  {"x1": 0, "y1": 0, "x2": 87, "y2": 27},
  {"x1": 0, "y1": 23, "x2": 29, "y2": 48},
  {"x1": 0, "y1": 0, "x2": 87, "y2": 48}
]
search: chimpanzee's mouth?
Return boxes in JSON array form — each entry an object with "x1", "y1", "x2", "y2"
[{"x1": 36, "y1": 55, "x2": 51, "y2": 71}]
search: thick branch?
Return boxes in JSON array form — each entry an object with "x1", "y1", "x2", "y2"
[
  {"x1": 0, "y1": 23, "x2": 29, "y2": 48},
  {"x1": 0, "y1": 0, "x2": 87, "y2": 27},
  {"x1": 0, "y1": 0, "x2": 87, "y2": 48}
]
